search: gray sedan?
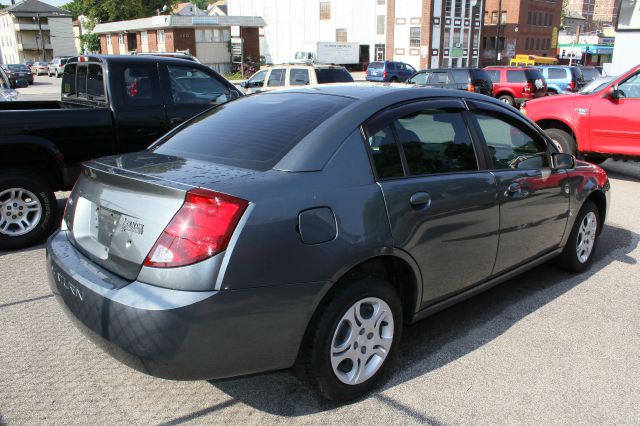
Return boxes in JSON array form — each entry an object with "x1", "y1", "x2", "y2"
[{"x1": 47, "y1": 85, "x2": 610, "y2": 401}]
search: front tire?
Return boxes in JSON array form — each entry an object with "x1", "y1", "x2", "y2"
[
  {"x1": 498, "y1": 94, "x2": 515, "y2": 106},
  {"x1": 0, "y1": 170, "x2": 58, "y2": 251},
  {"x1": 556, "y1": 201, "x2": 600, "y2": 273},
  {"x1": 296, "y1": 278, "x2": 402, "y2": 401},
  {"x1": 545, "y1": 128, "x2": 577, "y2": 156}
]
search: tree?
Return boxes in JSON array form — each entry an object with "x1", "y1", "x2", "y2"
[
  {"x1": 62, "y1": 0, "x2": 181, "y2": 22},
  {"x1": 79, "y1": 33, "x2": 100, "y2": 52}
]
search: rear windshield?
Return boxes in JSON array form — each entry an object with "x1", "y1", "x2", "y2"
[
  {"x1": 524, "y1": 68, "x2": 544, "y2": 80},
  {"x1": 60, "y1": 58, "x2": 69, "y2": 65},
  {"x1": 580, "y1": 68, "x2": 600, "y2": 81},
  {"x1": 369, "y1": 62, "x2": 384, "y2": 69},
  {"x1": 152, "y1": 93, "x2": 353, "y2": 171},
  {"x1": 7, "y1": 64, "x2": 29, "y2": 71},
  {"x1": 315, "y1": 68, "x2": 354, "y2": 83}
]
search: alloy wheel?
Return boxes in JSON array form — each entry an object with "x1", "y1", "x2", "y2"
[
  {"x1": 0, "y1": 188, "x2": 43, "y2": 236},
  {"x1": 576, "y1": 211, "x2": 598, "y2": 263}
]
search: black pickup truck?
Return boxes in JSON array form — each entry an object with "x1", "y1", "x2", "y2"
[{"x1": 0, "y1": 55, "x2": 242, "y2": 250}]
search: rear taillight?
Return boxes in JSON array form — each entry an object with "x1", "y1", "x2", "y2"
[
  {"x1": 383, "y1": 69, "x2": 387, "y2": 78},
  {"x1": 569, "y1": 81, "x2": 575, "y2": 91},
  {"x1": 467, "y1": 84, "x2": 475, "y2": 92},
  {"x1": 144, "y1": 188, "x2": 248, "y2": 268},
  {"x1": 524, "y1": 82, "x2": 533, "y2": 94}
]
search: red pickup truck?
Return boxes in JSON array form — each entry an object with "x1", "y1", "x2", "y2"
[{"x1": 522, "y1": 64, "x2": 640, "y2": 163}]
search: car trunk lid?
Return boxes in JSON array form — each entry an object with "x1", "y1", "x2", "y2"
[{"x1": 64, "y1": 153, "x2": 256, "y2": 281}]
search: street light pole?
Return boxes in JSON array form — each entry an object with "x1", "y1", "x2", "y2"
[{"x1": 495, "y1": 0, "x2": 502, "y2": 65}]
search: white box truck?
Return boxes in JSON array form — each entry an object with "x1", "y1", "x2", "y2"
[{"x1": 294, "y1": 42, "x2": 360, "y2": 65}]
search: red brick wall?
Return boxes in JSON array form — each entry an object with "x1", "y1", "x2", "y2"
[
  {"x1": 386, "y1": 0, "x2": 395, "y2": 60},
  {"x1": 99, "y1": 34, "x2": 107, "y2": 54},
  {"x1": 148, "y1": 30, "x2": 158, "y2": 52},
  {"x1": 240, "y1": 27, "x2": 260, "y2": 61},
  {"x1": 164, "y1": 30, "x2": 174, "y2": 52},
  {"x1": 420, "y1": 0, "x2": 432, "y2": 69},
  {"x1": 111, "y1": 34, "x2": 120, "y2": 54},
  {"x1": 172, "y1": 28, "x2": 196, "y2": 55}
]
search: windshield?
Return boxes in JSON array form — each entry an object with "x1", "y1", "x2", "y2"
[
  {"x1": 579, "y1": 76, "x2": 615, "y2": 94},
  {"x1": 294, "y1": 52, "x2": 307, "y2": 60}
]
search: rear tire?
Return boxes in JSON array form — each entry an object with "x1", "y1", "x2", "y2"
[
  {"x1": 296, "y1": 277, "x2": 402, "y2": 401},
  {"x1": 545, "y1": 128, "x2": 577, "y2": 156},
  {"x1": 390, "y1": 77, "x2": 399, "y2": 83},
  {"x1": 498, "y1": 94, "x2": 515, "y2": 106},
  {"x1": 0, "y1": 170, "x2": 58, "y2": 251},
  {"x1": 556, "y1": 201, "x2": 600, "y2": 273}
]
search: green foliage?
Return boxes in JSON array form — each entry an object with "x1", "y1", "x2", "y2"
[
  {"x1": 62, "y1": 0, "x2": 181, "y2": 22},
  {"x1": 79, "y1": 32, "x2": 100, "y2": 52}
]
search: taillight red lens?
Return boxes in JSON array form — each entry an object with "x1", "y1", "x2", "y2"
[
  {"x1": 569, "y1": 81, "x2": 575, "y2": 91},
  {"x1": 383, "y1": 69, "x2": 387, "y2": 78},
  {"x1": 467, "y1": 84, "x2": 475, "y2": 92},
  {"x1": 144, "y1": 188, "x2": 248, "y2": 268}
]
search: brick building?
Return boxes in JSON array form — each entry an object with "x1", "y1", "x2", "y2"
[
  {"x1": 481, "y1": 0, "x2": 562, "y2": 65},
  {"x1": 92, "y1": 14, "x2": 265, "y2": 73}
]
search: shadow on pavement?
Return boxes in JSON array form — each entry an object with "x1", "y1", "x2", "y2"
[
  {"x1": 601, "y1": 160, "x2": 640, "y2": 183},
  {"x1": 207, "y1": 224, "x2": 638, "y2": 418}
]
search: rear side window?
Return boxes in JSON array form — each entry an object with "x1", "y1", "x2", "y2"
[
  {"x1": 395, "y1": 109, "x2": 478, "y2": 175},
  {"x1": 387, "y1": 62, "x2": 396, "y2": 70},
  {"x1": 367, "y1": 125, "x2": 404, "y2": 179},
  {"x1": 267, "y1": 68, "x2": 285, "y2": 87},
  {"x1": 470, "y1": 69, "x2": 492, "y2": 82},
  {"x1": 315, "y1": 68, "x2": 353, "y2": 83},
  {"x1": 153, "y1": 93, "x2": 353, "y2": 171},
  {"x1": 507, "y1": 70, "x2": 526, "y2": 83},
  {"x1": 450, "y1": 69, "x2": 470, "y2": 84},
  {"x1": 548, "y1": 68, "x2": 566, "y2": 79},
  {"x1": 290, "y1": 68, "x2": 310, "y2": 86},
  {"x1": 475, "y1": 112, "x2": 548, "y2": 169},
  {"x1": 62, "y1": 63, "x2": 76, "y2": 96},
  {"x1": 485, "y1": 69, "x2": 500, "y2": 83},
  {"x1": 123, "y1": 65, "x2": 160, "y2": 106}
]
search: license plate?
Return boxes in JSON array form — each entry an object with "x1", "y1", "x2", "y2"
[{"x1": 91, "y1": 206, "x2": 121, "y2": 246}]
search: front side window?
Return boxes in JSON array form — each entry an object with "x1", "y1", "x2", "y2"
[
  {"x1": 168, "y1": 65, "x2": 229, "y2": 104},
  {"x1": 267, "y1": 68, "x2": 286, "y2": 87},
  {"x1": 289, "y1": 68, "x2": 310, "y2": 86},
  {"x1": 408, "y1": 72, "x2": 428, "y2": 85},
  {"x1": 618, "y1": 72, "x2": 640, "y2": 98},
  {"x1": 475, "y1": 112, "x2": 548, "y2": 169},
  {"x1": 395, "y1": 109, "x2": 478, "y2": 175},
  {"x1": 247, "y1": 69, "x2": 267, "y2": 87}
]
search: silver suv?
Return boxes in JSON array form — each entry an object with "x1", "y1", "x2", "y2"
[{"x1": 48, "y1": 56, "x2": 71, "y2": 78}]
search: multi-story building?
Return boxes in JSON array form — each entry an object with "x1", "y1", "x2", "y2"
[
  {"x1": 92, "y1": 5, "x2": 265, "y2": 73},
  {"x1": 481, "y1": 0, "x2": 562, "y2": 65},
  {"x1": 592, "y1": 0, "x2": 620, "y2": 29},
  {"x1": 566, "y1": 0, "x2": 595, "y2": 31},
  {"x1": 0, "y1": 0, "x2": 76, "y2": 64}
]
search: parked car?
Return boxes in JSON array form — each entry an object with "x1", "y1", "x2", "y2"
[
  {"x1": 484, "y1": 66, "x2": 547, "y2": 106},
  {"x1": 406, "y1": 68, "x2": 493, "y2": 96},
  {"x1": 0, "y1": 67, "x2": 21, "y2": 101},
  {"x1": 522, "y1": 64, "x2": 640, "y2": 163},
  {"x1": 1, "y1": 64, "x2": 34, "y2": 85},
  {"x1": 366, "y1": 61, "x2": 416, "y2": 82},
  {"x1": 0, "y1": 54, "x2": 242, "y2": 250},
  {"x1": 48, "y1": 56, "x2": 72, "y2": 77},
  {"x1": 48, "y1": 85, "x2": 609, "y2": 402},
  {"x1": 537, "y1": 65, "x2": 585, "y2": 94},
  {"x1": 24, "y1": 60, "x2": 35, "y2": 69},
  {"x1": 30, "y1": 61, "x2": 50, "y2": 75},
  {"x1": 241, "y1": 63, "x2": 353, "y2": 94},
  {"x1": 579, "y1": 66, "x2": 601, "y2": 83}
]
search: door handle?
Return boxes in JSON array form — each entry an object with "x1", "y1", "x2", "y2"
[
  {"x1": 507, "y1": 182, "x2": 522, "y2": 194},
  {"x1": 170, "y1": 117, "x2": 185, "y2": 125},
  {"x1": 409, "y1": 192, "x2": 431, "y2": 209}
]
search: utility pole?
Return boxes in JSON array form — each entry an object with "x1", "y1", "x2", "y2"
[
  {"x1": 35, "y1": 12, "x2": 45, "y2": 62},
  {"x1": 494, "y1": 0, "x2": 502, "y2": 65}
]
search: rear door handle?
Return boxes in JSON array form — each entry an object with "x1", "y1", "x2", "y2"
[{"x1": 409, "y1": 192, "x2": 431, "y2": 209}]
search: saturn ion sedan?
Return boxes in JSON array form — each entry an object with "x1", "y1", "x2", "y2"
[{"x1": 48, "y1": 85, "x2": 610, "y2": 401}]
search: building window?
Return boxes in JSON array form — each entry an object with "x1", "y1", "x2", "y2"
[
  {"x1": 455, "y1": 0, "x2": 462, "y2": 17},
  {"x1": 491, "y1": 11, "x2": 498, "y2": 24},
  {"x1": 141, "y1": 31, "x2": 148, "y2": 45},
  {"x1": 377, "y1": 15, "x2": 385, "y2": 35},
  {"x1": 118, "y1": 33, "x2": 124, "y2": 45},
  {"x1": 444, "y1": 27, "x2": 451, "y2": 48},
  {"x1": 336, "y1": 28, "x2": 347, "y2": 42},
  {"x1": 490, "y1": 36, "x2": 496, "y2": 48},
  {"x1": 107, "y1": 34, "x2": 112, "y2": 46},
  {"x1": 377, "y1": 0, "x2": 385, "y2": 4},
  {"x1": 446, "y1": 0, "x2": 453, "y2": 16},
  {"x1": 501, "y1": 11, "x2": 506, "y2": 24},
  {"x1": 474, "y1": 28, "x2": 481, "y2": 48},
  {"x1": 482, "y1": 36, "x2": 487, "y2": 49},
  {"x1": 535, "y1": 38, "x2": 540, "y2": 50},
  {"x1": 409, "y1": 27, "x2": 421, "y2": 47},
  {"x1": 158, "y1": 30, "x2": 165, "y2": 44},
  {"x1": 484, "y1": 10, "x2": 488, "y2": 23},
  {"x1": 320, "y1": 2, "x2": 331, "y2": 20},
  {"x1": 525, "y1": 37, "x2": 529, "y2": 50}
]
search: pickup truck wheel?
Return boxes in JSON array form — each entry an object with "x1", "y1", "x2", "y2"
[
  {"x1": 0, "y1": 171, "x2": 57, "y2": 250},
  {"x1": 296, "y1": 277, "x2": 402, "y2": 401},
  {"x1": 545, "y1": 128, "x2": 576, "y2": 156},
  {"x1": 585, "y1": 154, "x2": 607, "y2": 165},
  {"x1": 498, "y1": 94, "x2": 515, "y2": 106},
  {"x1": 556, "y1": 201, "x2": 600, "y2": 273}
]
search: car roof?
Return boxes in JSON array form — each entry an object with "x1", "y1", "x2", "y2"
[
  {"x1": 263, "y1": 63, "x2": 347, "y2": 69},
  {"x1": 65, "y1": 54, "x2": 206, "y2": 66}
]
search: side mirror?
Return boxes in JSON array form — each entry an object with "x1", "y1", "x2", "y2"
[
  {"x1": 552, "y1": 152, "x2": 575, "y2": 169},
  {"x1": 605, "y1": 84, "x2": 620, "y2": 100},
  {"x1": 229, "y1": 90, "x2": 240, "y2": 100},
  {"x1": 240, "y1": 81, "x2": 248, "y2": 88}
]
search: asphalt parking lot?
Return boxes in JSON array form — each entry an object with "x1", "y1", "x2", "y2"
[
  {"x1": 0, "y1": 160, "x2": 638, "y2": 424},
  {"x1": 14, "y1": 75, "x2": 61, "y2": 101}
]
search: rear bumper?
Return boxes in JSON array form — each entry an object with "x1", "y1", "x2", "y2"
[
  {"x1": 47, "y1": 230, "x2": 327, "y2": 380},
  {"x1": 366, "y1": 75, "x2": 386, "y2": 82}
]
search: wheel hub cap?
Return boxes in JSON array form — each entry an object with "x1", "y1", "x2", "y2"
[
  {"x1": 0, "y1": 188, "x2": 42, "y2": 236},
  {"x1": 576, "y1": 211, "x2": 598, "y2": 263},
  {"x1": 330, "y1": 297, "x2": 394, "y2": 385}
]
